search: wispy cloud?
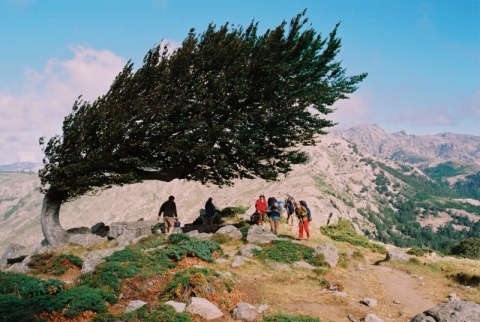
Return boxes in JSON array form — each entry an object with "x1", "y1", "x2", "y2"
[
  {"x1": 0, "y1": 46, "x2": 126, "y2": 165},
  {"x1": 330, "y1": 91, "x2": 374, "y2": 130}
]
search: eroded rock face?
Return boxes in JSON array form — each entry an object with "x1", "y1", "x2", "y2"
[{"x1": 410, "y1": 301, "x2": 480, "y2": 322}]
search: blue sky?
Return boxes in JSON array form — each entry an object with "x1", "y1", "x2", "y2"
[{"x1": 0, "y1": 0, "x2": 479, "y2": 165}]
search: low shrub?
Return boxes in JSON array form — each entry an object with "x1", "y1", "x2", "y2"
[
  {"x1": 407, "y1": 246, "x2": 432, "y2": 257},
  {"x1": 262, "y1": 313, "x2": 321, "y2": 321},
  {"x1": 253, "y1": 240, "x2": 314, "y2": 265},
  {"x1": 163, "y1": 267, "x2": 231, "y2": 302},
  {"x1": 0, "y1": 272, "x2": 109, "y2": 321},
  {"x1": 27, "y1": 253, "x2": 83, "y2": 276},
  {"x1": 448, "y1": 272, "x2": 480, "y2": 287},
  {"x1": 210, "y1": 233, "x2": 231, "y2": 244},
  {"x1": 93, "y1": 305, "x2": 193, "y2": 322},
  {"x1": 408, "y1": 257, "x2": 422, "y2": 266},
  {"x1": 220, "y1": 206, "x2": 249, "y2": 217},
  {"x1": 321, "y1": 218, "x2": 386, "y2": 253},
  {"x1": 449, "y1": 238, "x2": 480, "y2": 260}
]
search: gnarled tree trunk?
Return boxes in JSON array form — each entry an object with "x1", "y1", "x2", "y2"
[{"x1": 40, "y1": 194, "x2": 69, "y2": 245}]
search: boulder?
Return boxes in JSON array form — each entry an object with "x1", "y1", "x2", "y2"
[
  {"x1": 0, "y1": 243, "x2": 29, "y2": 265},
  {"x1": 186, "y1": 297, "x2": 223, "y2": 320},
  {"x1": 313, "y1": 243, "x2": 339, "y2": 267},
  {"x1": 186, "y1": 230, "x2": 213, "y2": 239},
  {"x1": 67, "y1": 226, "x2": 91, "y2": 234},
  {"x1": 215, "y1": 225, "x2": 242, "y2": 240},
  {"x1": 81, "y1": 247, "x2": 123, "y2": 273},
  {"x1": 361, "y1": 298, "x2": 378, "y2": 307},
  {"x1": 363, "y1": 314, "x2": 383, "y2": 322},
  {"x1": 165, "y1": 301, "x2": 186, "y2": 313},
  {"x1": 91, "y1": 222, "x2": 109, "y2": 237},
  {"x1": 232, "y1": 302, "x2": 261, "y2": 321},
  {"x1": 68, "y1": 233, "x2": 107, "y2": 248},
  {"x1": 239, "y1": 244, "x2": 262, "y2": 257},
  {"x1": 108, "y1": 221, "x2": 155, "y2": 239},
  {"x1": 246, "y1": 225, "x2": 277, "y2": 244},
  {"x1": 410, "y1": 301, "x2": 480, "y2": 322},
  {"x1": 125, "y1": 300, "x2": 147, "y2": 313},
  {"x1": 386, "y1": 249, "x2": 410, "y2": 261},
  {"x1": 293, "y1": 261, "x2": 316, "y2": 270}
]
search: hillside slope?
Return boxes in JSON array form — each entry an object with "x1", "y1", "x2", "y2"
[{"x1": 1, "y1": 129, "x2": 479, "y2": 255}]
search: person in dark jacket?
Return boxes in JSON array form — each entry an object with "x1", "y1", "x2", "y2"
[
  {"x1": 158, "y1": 195, "x2": 178, "y2": 234},
  {"x1": 204, "y1": 197, "x2": 216, "y2": 232}
]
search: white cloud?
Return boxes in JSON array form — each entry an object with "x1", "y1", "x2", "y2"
[{"x1": 0, "y1": 46, "x2": 126, "y2": 165}]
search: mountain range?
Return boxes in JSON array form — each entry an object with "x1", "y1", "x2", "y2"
[{"x1": 1, "y1": 123, "x2": 479, "y2": 255}]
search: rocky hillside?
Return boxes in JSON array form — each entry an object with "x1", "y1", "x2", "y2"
[
  {"x1": 337, "y1": 124, "x2": 480, "y2": 166},
  {"x1": 1, "y1": 126, "x2": 480, "y2": 255}
]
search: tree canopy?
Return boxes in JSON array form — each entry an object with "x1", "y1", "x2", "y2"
[{"x1": 39, "y1": 11, "x2": 367, "y2": 204}]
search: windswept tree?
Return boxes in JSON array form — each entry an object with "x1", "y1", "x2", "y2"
[{"x1": 39, "y1": 11, "x2": 367, "y2": 245}]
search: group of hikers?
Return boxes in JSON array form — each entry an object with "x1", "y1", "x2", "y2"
[
  {"x1": 157, "y1": 195, "x2": 217, "y2": 234},
  {"x1": 254, "y1": 194, "x2": 312, "y2": 239},
  {"x1": 157, "y1": 194, "x2": 312, "y2": 239}
]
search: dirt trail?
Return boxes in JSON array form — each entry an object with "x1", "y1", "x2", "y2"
[{"x1": 370, "y1": 263, "x2": 437, "y2": 321}]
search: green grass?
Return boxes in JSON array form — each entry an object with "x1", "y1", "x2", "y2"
[{"x1": 321, "y1": 218, "x2": 386, "y2": 253}]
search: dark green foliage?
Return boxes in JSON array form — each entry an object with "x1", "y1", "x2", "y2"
[
  {"x1": 38, "y1": 11, "x2": 366, "y2": 250},
  {"x1": 163, "y1": 267, "x2": 227, "y2": 302},
  {"x1": 407, "y1": 246, "x2": 432, "y2": 256},
  {"x1": 53, "y1": 286, "x2": 109, "y2": 317},
  {"x1": 253, "y1": 240, "x2": 315, "y2": 264},
  {"x1": 454, "y1": 171, "x2": 480, "y2": 200},
  {"x1": 449, "y1": 238, "x2": 480, "y2": 260},
  {"x1": 78, "y1": 261, "x2": 140, "y2": 295},
  {"x1": 448, "y1": 272, "x2": 480, "y2": 287},
  {"x1": 220, "y1": 206, "x2": 249, "y2": 217},
  {"x1": 424, "y1": 162, "x2": 468, "y2": 180},
  {"x1": 321, "y1": 218, "x2": 386, "y2": 253},
  {"x1": 165, "y1": 233, "x2": 222, "y2": 262},
  {"x1": 0, "y1": 272, "x2": 109, "y2": 321},
  {"x1": 94, "y1": 305, "x2": 193, "y2": 322},
  {"x1": 0, "y1": 272, "x2": 39, "y2": 295},
  {"x1": 262, "y1": 313, "x2": 321, "y2": 322},
  {"x1": 238, "y1": 223, "x2": 251, "y2": 240}
]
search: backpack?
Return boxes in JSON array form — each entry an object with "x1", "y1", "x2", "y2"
[
  {"x1": 267, "y1": 197, "x2": 277, "y2": 208},
  {"x1": 285, "y1": 195, "x2": 295, "y2": 214},
  {"x1": 250, "y1": 212, "x2": 259, "y2": 225},
  {"x1": 299, "y1": 200, "x2": 312, "y2": 220}
]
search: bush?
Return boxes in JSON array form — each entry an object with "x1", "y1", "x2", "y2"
[
  {"x1": 408, "y1": 257, "x2": 422, "y2": 266},
  {"x1": 253, "y1": 240, "x2": 314, "y2": 265},
  {"x1": 93, "y1": 305, "x2": 193, "y2": 322},
  {"x1": 448, "y1": 272, "x2": 480, "y2": 287},
  {"x1": 163, "y1": 268, "x2": 230, "y2": 302},
  {"x1": 407, "y1": 246, "x2": 432, "y2": 257},
  {"x1": 449, "y1": 238, "x2": 480, "y2": 260},
  {"x1": 262, "y1": 313, "x2": 321, "y2": 321},
  {"x1": 220, "y1": 206, "x2": 249, "y2": 217},
  {"x1": 321, "y1": 218, "x2": 386, "y2": 253}
]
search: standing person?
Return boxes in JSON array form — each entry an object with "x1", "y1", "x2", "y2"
[
  {"x1": 204, "y1": 197, "x2": 216, "y2": 233},
  {"x1": 255, "y1": 194, "x2": 268, "y2": 228},
  {"x1": 266, "y1": 200, "x2": 282, "y2": 235},
  {"x1": 285, "y1": 195, "x2": 296, "y2": 228},
  {"x1": 158, "y1": 195, "x2": 178, "y2": 234},
  {"x1": 295, "y1": 203, "x2": 310, "y2": 239}
]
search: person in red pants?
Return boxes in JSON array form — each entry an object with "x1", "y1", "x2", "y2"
[{"x1": 295, "y1": 203, "x2": 310, "y2": 239}]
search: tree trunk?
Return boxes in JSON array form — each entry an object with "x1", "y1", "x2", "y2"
[{"x1": 40, "y1": 194, "x2": 69, "y2": 245}]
